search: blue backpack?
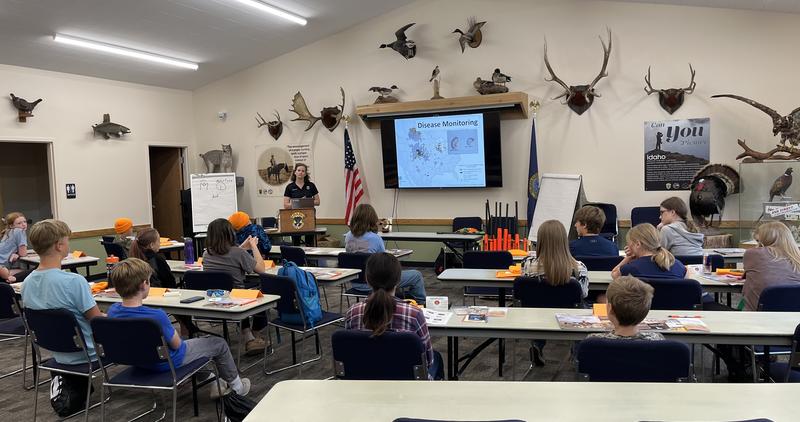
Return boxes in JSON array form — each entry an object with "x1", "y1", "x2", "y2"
[{"x1": 277, "y1": 260, "x2": 323, "y2": 326}]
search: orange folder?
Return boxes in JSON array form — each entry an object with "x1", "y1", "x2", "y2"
[
  {"x1": 91, "y1": 282, "x2": 109, "y2": 294},
  {"x1": 593, "y1": 303, "x2": 608, "y2": 318},
  {"x1": 264, "y1": 260, "x2": 275, "y2": 269},
  {"x1": 71, "y1": 250, "x2": 86, "y2": 258},
  {"x1": 148, "y1": 287, "x2": 167, "y2": 297},
  {"x1": 231, "y1": 289, "x2": 263, "y2": 299}
]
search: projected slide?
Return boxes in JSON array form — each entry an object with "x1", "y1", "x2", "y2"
[{"x1": 394, "y1": 113, "x2": 486, "y2": 188}]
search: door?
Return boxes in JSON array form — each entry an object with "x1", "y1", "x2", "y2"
[
  {"x1": 149, "y1": 146, "x2": 185, "y2": 240},
  {"x1": 0, "y1": 141, "x2": 53, "y2": 223}
]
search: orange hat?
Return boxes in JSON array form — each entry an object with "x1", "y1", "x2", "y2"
[
  {"x1": 228, "y1": 211, "x2": 250, "y2": 231},
  {"x1": 114, "y1": 218, "x2": 133, "y2": 234}
]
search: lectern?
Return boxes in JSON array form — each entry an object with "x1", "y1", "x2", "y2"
[{"x1": 279, "y1": 208, "x2": 316, "y2": 233}]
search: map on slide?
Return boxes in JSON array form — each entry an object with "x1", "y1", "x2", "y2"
[{"x1": 394, "y1": 114, "x2": 486, "y2": 188}]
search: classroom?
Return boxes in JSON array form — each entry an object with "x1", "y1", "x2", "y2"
[{"x1": 1, "y1": 0, "x2": 799, "y2": 420}]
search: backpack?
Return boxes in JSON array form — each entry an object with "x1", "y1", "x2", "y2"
[
  {"x1": 277, "y1": 259, "x2": 322, "y2": 326},
  {"x1": 433, "y1": 248, "x2": 462, "y2": 275},
  {"x1": 50, "y1": 374, "x2": 91, "y2": 417},
  {"x1": 222, "y1": 391, "x2": 257, "y2": 422}
]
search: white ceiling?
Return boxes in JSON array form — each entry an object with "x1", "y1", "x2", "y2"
[
  {"x1": 0, "y1": 0, "x2": 414, "y2": 90},
  {"x1": 0, "y1": 0, "x2": 797, "y2": 91}
]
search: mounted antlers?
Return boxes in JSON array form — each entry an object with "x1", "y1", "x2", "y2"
[
  {"x1": 289, "y1": 88, "x2": 346, "y2": 132},
  {"x1": 644, "y1": 64, "x2": 696, "y2": 114},
  {"x1": 543, "y1": 29, "x2": 612, "y2": 115}
]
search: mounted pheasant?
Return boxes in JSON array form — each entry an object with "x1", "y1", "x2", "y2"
[{"x1": 10, "y1": 93, "x2": 43, "y2": 122}]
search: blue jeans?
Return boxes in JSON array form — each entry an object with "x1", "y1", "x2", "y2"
[{"x1": 351, "y1": 270, "x2": 427, "y2": 303}]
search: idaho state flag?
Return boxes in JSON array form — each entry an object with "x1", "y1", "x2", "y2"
[{"x1": 527, "y1": 117, "x2": 540, "y2": 224}]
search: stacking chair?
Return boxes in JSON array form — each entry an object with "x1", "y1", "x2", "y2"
[
  {"x1": 577, "y1": 337, "x2": 693, "y2": 382},
  {"x1": 462, "y1": 251, "x2": 514, "y2": 306},
  {"x1": 586, "y1": 202, "x2": 618, "y2": 242},
  {"x1": 640, "y1": 278, "x2": 703, "y2": 310},
  {"x1": 280, "y1": 245, "x2": 307, "y2": 266},
  {"x1": 260, "y1": 273, "x2": 343, "y2": 375},
  {"x1": 91, "y1": 317, "x2": 222, "y2": 422},
  {"x1": 452, "y1": 216, "x2": 482, "y2": 232},
  {"x1": 260, "y1": 217, "x2": 277, "y2": 229},
  {"x1": 331, "y1": 330, "x2": 428, "y2": 380},
  {"x1": 101, "y1": 235, "x2": 115, "y2": 243},
  {"x1": 101, "y1": 241, "x2": 128, "y2": 260},
  {"x1": 630, "y1": 206, "x2": 661, "y2": 227},
  {"x1": 767, "y1": 322, "x2": 800, "y2": 382},
  {"x1": 749, "y1": 285, "x2": 800, "y2": 382},
  {"x1": 183, "y1": 271, "x2": 235, "y2": 340},
  {"x1": 338, "y1": 252, "x2": 372, "y2": 309},
  {"x1": 24, "y1": 308, "x2": 108, "y2": 422},
  {"x1": 0, "y1": 283, "x2": 31, "y2": 388},
  {"x1": 575, "y1": 255, "x2": 623, "y2": 271}
]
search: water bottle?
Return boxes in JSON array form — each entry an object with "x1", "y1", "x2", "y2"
[
  {"x1": 703, "y1": 251, "x2": 712, "y2": 274},
  {"x1": 184, "y1": 237, "x2": 195, "y2": 265},
  {"x1": 106, "y1": 255, "x2": 119, "y2": 286}
]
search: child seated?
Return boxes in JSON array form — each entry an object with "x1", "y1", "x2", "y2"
[
  {"x1": 0, "y1": 265, "x2": 15, "y2": 283},
  {"x1": 570, "y1": 206, "x2": 618, "y2": 257},
  {"x1": 228, "y1": 211, "x2": 271, "y2": 257},
  {"x1": 21, "y1": 219, "x2": 103, "y2": 364},
  {"x1": 612, "y1": 223, "x2": 686, "y2": 280},
  {"x1": 113, "y1": 217, "x2": 134, "y2": 250},
  {"x1": 589, "y1": 276, "x2": 664, "y2": 340},
  {"x1": 107, "y1": 258, "x2": 250, "y2": 398}
]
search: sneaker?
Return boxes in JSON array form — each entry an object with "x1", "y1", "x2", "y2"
[
  {"x1": 234, "y1": 378, "x2": 251, "y2": 397},
  {"x1": 245, "y1": 338, "x2": 266, "y2": 356},
  {"x1": 209, "y1": 379, "x2": 231, "y2": 400}
]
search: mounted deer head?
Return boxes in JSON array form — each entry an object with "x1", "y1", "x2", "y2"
[
  {"x1": 255, "y1": 110, "x2": 284, "y2": 140},
  {"x1": 543, "y1": 29, "x2": 612, "y2": 115},
  {"x1": 644, "y1": 64, "x2": 696, "y2": 114}
]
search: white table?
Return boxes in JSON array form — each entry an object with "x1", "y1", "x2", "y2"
[
  {"x1": 20, "y1": 254, "x2": 100, "y2": 277},
  {"x1": 380, "y1": 231, "x2": 483, "y2": 266},
  {"x1": 268, "y1": 245, "x2": 413, "y2": 259},
  {"x1": 165, "y1": 260, "x2": 362, "y2": 288},
  {"x1": 247, "y1": 380, "x2": 800, "y2": 422}
]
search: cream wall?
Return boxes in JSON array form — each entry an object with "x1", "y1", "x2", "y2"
[
  {"x1": 192, "y1": 0, "x2": 800, "y2": 222},
  {"x1": 0, "y1": 64, "x2": 195, "y2": 232}
]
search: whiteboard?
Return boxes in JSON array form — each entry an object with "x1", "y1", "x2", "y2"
[
  {"x1": 528, "y1": 173, "x2": 583, "y2": 242},
  {"x1": 190, "y1": 173, "x2": 238, "y2": 233}
]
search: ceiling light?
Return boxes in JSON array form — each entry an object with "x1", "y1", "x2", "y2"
[
  {"x1": 53, "y1": 34, "x2": 199, "y2": 70},
  {"x1": 229, "y1": 0, "x2": 307, "y2": 26}
]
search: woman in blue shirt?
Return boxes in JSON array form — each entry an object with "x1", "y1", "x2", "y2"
[
  {"x1": 612, "y1": 223, "x2": 686, "y2": 280},
  {"x1": 344, "y1": 204, "x2": 426, "y2": 303}
]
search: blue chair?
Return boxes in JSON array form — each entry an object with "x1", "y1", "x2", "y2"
[
  {"x1": 463, "y1": 251, "x2": 514, "y2": 305},
  {"x1": 260, "y1": 273, "x2": 343, "y2": 375},
  {"x1": 586, "y1": 202, "x2": 618, "y2": 242},
  {"x1": 101, "y1": 241, "x2": 128, "y2": 260},
  {"x1": 768, "y1": 323, "x2": 800, "y2": 382},
  {"x1": 513, "y1": 276, "x2": 584, "y2": 309},
  {"x1": 331, "y1": 330, "x2": 428, "y2": 380},
  {"x1": 640, "y1": 278, "x2": 703, "y2": 310},
  {"x1": 631, "y1": 206, "x2": 661, "y2": 227},
  {"x1": 674, "y1": 254, "x2": 724, "y2": 271},
  {"x1": 0, "y1": 283, "x2": 30, "y2": 388},
  {"x1": 91, "y1": 317, "x2": 221, "y2": 422},
  {"x1": 261, "y1": 217, "x2": 277, "y2": 229},
  {"x1": 184, "y1": 271, "x2": 235, "y2": 340},
  {"x1": 452, "y1": 216, "x2": 482, "y2": 231},
  {"x1": 749, "y1": 285, "x2": 800, "y2": 382},
  {"x1": 575, "y1": 255, "x2": 623, "y2": 271},
  {"x1": 577, "y1": 337, "x2": 693, "y2": 382},
  {"x1": 24, "y1": 308, "x2": 107, "y2": 422},
  {"x1": 280, "y1": 245, "x2": 307, "y2": 266},
  {"x1": 101, "y1": 235, "x2": 115, "y2": 243},
  {"x1": 338, "y1": 252, "x2": 372, "y2": 308}
]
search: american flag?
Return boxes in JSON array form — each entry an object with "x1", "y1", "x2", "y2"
[{"x1": 344, "y1": 128, "x2": 365, "y2": 224}]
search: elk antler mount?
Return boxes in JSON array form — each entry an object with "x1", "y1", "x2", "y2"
[
  {"x1": 289, "y1": 88, "x2": 346, "y2": 132},
  {"x1": 256, "y1": 110, "x2": 283, "y2": 140},
  {"x1": 543, "y1": 29, "x2": 612, "y2": 115},
  {"x1": 644, "y1": 64, "x2": 696, "y2": 114}
]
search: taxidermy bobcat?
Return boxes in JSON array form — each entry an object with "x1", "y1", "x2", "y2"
[{"x1": 200, "y1": 144, "x2": 233, "y2": 173}]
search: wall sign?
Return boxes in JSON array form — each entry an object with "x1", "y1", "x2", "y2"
[
  {"x1": 66, "y1": 183, "x2": 76, "y2": 199},
  {"x1": 644, "y1": 118, "x2": 710, "y2": 191}
]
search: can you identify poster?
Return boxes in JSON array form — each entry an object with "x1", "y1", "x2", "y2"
[{"x1": 644, "y1": 118, "x2": 710, "y2": 191}]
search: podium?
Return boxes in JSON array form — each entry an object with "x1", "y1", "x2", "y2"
[{"x1": 279, "y1": 208, "x2": 316, "y2": 233}]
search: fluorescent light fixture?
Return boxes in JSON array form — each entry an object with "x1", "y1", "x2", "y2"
[
  {"x1": 229, "y1": 0, "x2": 307, "y2": 26},
  {"x1": 53, "y1": 34, "x2": 199, "y2": 70}
]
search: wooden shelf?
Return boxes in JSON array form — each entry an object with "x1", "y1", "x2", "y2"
[{"x1": 355, "y1": 91, "x2": 529, "y2": 129}]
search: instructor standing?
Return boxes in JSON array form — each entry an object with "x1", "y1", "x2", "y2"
[{"x1": 283, "y1": 163, "x2": 320, "y2": 245}]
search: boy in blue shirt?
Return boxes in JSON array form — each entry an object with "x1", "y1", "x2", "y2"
[
  {"x1": 570, "y1": 205, "x2": 618, "y2": 257},
  {"x1": 107, "y1": 258, "x2": 250, "y2": 398},
  {"x1": 21, "y1": 219, "x2": 103, "y2": 365}
]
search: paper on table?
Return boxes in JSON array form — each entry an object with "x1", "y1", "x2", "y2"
[
  {"x1": 264, "y1": 260, "x2": 275, "y2": 269},
  {"x1": 230, "y1": 289, "x2": 262, "y2": 299},
  {"x1": 148, "y1": 287, "x2": 167, "y2": 297},
  {"x1": 422, "y1": 308, "x2": 452, "y2": 326},
  {"x1": 592, "y1": 303, "x2": 608, "y2": 318},
  {"x1": 71, "y1": 250, "x2": 86, "y2": 258}
]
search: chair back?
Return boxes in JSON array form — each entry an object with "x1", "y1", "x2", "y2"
[
  {"x1": 280, "y1": 245, "x2": 307, "y2": 266},
  {"x1": 463, "y1": 251, "x2": 513, "y2": 269},
  {"x1": 0, "y1": 283, "x2": 18, "y2": 319},
  {"x1": 575, "y1": 255, "x2": 623, "y2": 271},
  {"x1": 586, "y1": 202, "x2": 618, "y2": 241},
  {"x1": 24, "y1": 308, "x2": 87, "y2": 353},
  {"x1": 259, "y1": 274, "x2": 302, "y2": 319},
  {"x1": 630, "y1": 206, "x2": 661, "y2": 227},
  {"x1": 101, "y1": 241, "x2": 128, "y2": 260},
  {"x1": 452, "y1": 217, "x2": 482, "y2": 232},
  {"x1": 101, "y1": 235, "x2": 116, "y2": 243},
  {"x1": 337, "y1": 252, "x2": 371, "y2": 283},
  {"x1": 758, "y1": 285, "x2": 800, "y2": 311},
  {"x1": 577, "y1": 337, "x2": 691, "y2": 382},
  {"x1": 513, "y1": 276, "x2": 583, "y2": 308},
  {"x1": 674, "y1": 254, "x2": 723, "y2": 271},
  {"x1": 91, "y1": 317, "x2": 170, "y2": 367},
  {"x1": 183, "y1": 271, "x2": 234, "y2": 291},
  {"x1": 640, "y1": 278, "x2": 703, "y2": 310},
  {"x1": 331, "y1": 330, "x2": 427, "y2": 380},
  {"x1": 261, "y1": 217, "x2": 277, "y2": 228}
]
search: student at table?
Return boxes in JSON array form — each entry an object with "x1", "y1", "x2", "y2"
[
  {"x1": 128, "y1": 228, "x2": 176, "y2": 288},
  {"x1": 612, "y1": 224, "x2": 686, "y2": 280},
  {"x1": 108, "y1": 258, "x2": 250, "y2": 398},
  {"x1": 741, "y1": 221, "x2": 800, "y2": 311},
  {"x1": 113, "y1": 217, "x2": 135, "y2": 251},
  {"x1": 657, "y1": 197, "x2": 703, "y2": 256},
  {"x1": 570, "y1": 205, "x2": 618, "y2": 257},
  {"x1": 228, "y1": 211, "x2": 271, "y2": 257},
  {"x1": 0, "y1": 265, "x2": 15, "y2": 283},
  {"x1": 588, "y1": 276, "x2": 664, "y2": 341},
  {"x1": 0, "y1": 212, "x2": 28, "y2": 270},
  {"x1": 344, "y1": 252, "x2": 443, "y2": 380}
]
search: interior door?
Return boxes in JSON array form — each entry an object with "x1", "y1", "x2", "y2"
[{"x1": 149, "y1": 146, "x2": 184, "y2": 240}]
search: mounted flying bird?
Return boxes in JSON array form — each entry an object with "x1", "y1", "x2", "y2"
[
  {"x1": 452, "y1": 17, "x2": 485, "y2": 53},
  {"x1": 379, "y1": 23, "x2": 416, "y2": 60},
  {"x1": 256, "y1": 110, "x2": 283, "y2": 140},
  {"x1": 9, "y1": 93, "x2": 42, "y2": 122},
  {"x1": 644, "y1": 64, "x2": 696, "y2": 114},
  {"x1": 543, "y1": 29, "x2": 612, "y2": 115}
]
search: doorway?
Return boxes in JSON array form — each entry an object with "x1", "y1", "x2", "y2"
[
  {"x1": 0, "y1": 141, "x2": 54, "y2": 223},
  {"x1": 149, "y1": 146, "x2": 186, "y2": 240}
]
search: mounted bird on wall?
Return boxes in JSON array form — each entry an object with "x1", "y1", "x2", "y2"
[
  {"x1": 289, "y1": 88, "x2": 346, "y2": 132},
  {"x1": 92, "y1": 113, "x2": 130, "y2": 139},
  {"x1": 9, "y1": 93, "x2": 42, "y2": 122},
  {"x1": 256, "y1": 110, "x2": 283, "y2": 140},
  {"x1": 379, "y1": 23, "x2": 416, "y2": 59},
  {"x1": 543, "y1": 29, "x2": 612, "y2": 115},
  {"x1": 644, "y1": 64, "x2": 696, "y2": 114},
  {"x1": 452, "y1": 17, "x2": 485, "y2": 53},
  {"x1": 689, "y1": 164, "x2": 740, "y2": 228}
]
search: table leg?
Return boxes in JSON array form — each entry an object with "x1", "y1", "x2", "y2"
[
  {"x1": 498, "y1": 288, "x2": 506, "y2": 377},
  {"x1": 447, "y1": 336, "x2": 454, "y2": 380}
]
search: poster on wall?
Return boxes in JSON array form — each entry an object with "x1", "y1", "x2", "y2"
[
  {"x1": 254, "y1": 143, "x2": 313, "y2": 197},
  {"x1": 644, "y1": 118, "x2": 710, "y2": 191}
]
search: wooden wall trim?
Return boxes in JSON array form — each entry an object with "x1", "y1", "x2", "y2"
[{"x1": 72, "y1": 224, "x2": 151, "y2": 239}]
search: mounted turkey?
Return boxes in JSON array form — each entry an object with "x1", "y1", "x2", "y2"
[{"x1": 689, "y1": 164, "x2": 740, "y2": 228}]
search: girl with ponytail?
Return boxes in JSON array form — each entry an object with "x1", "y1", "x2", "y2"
[
  {"x1": 658, "y1": 197, "x2": 704, "y2": 255},
  {"x1": 344, "y1": 253, "x2": 443, "y2": 379},
  {"x1": 612, "y1": 223, "x2": 686, "y2": 280},
  {"x1": 128, "y1": 228, "x2": 176, "y2": 288}
]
